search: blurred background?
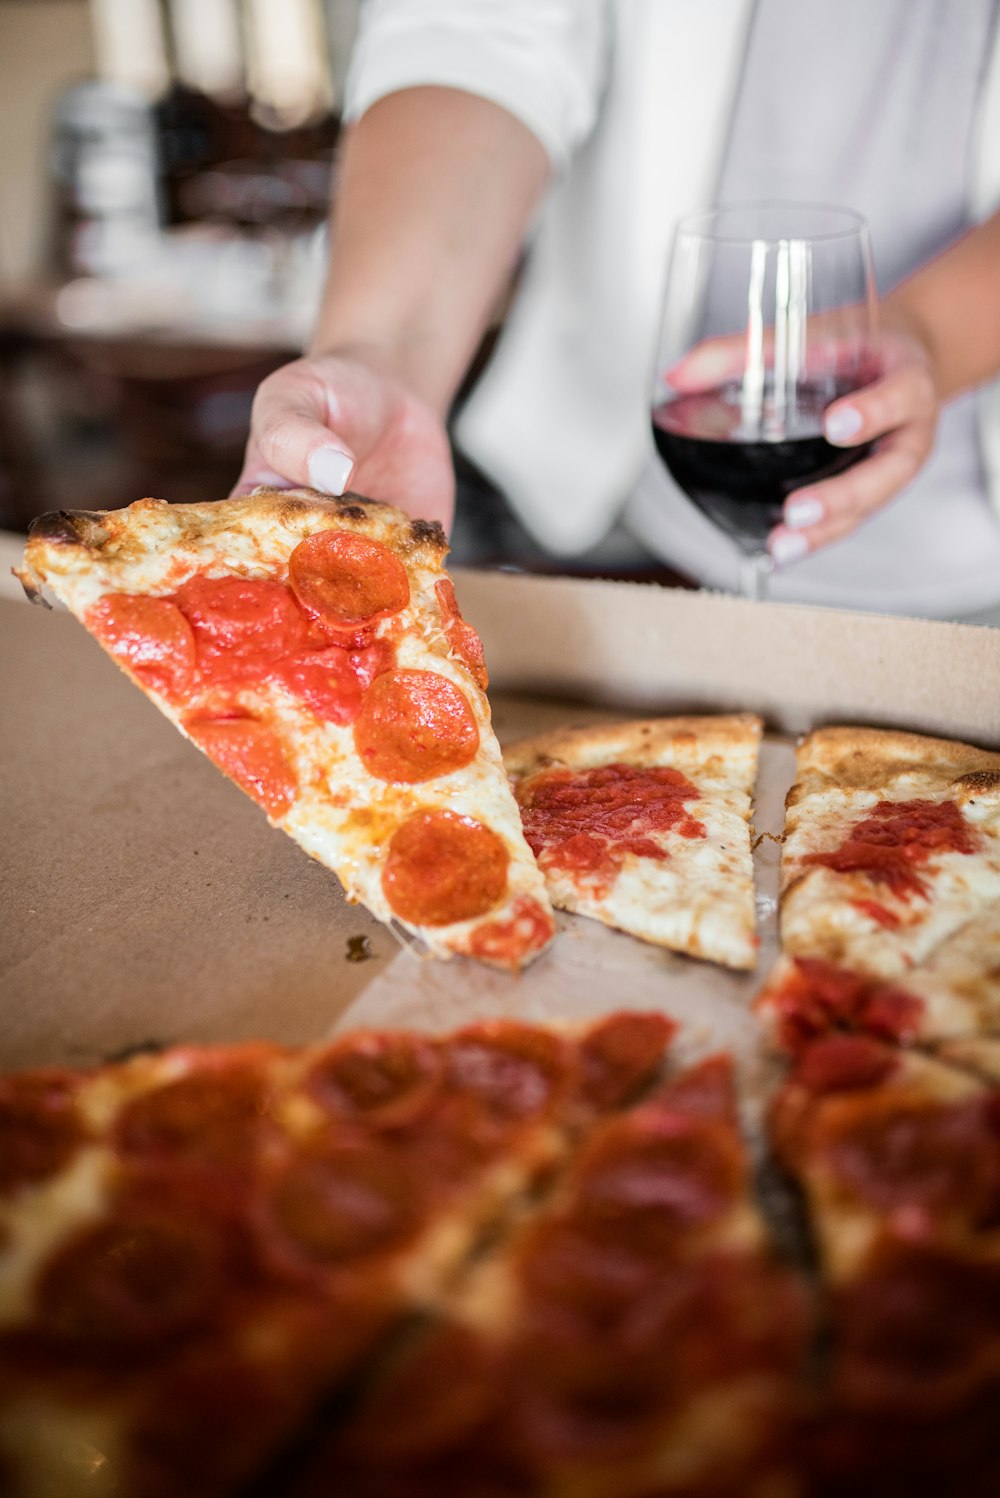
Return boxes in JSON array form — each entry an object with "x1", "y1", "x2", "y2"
[{"x1": 0, "y1": 0, "x2": 360, "y2": 533}]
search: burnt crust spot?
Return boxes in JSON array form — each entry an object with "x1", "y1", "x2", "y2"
[
  {"x1": 28, "y1": 509, "x2": 110, "y2": 550},
  {"x1": 409, "y1": 518, "x2": 447, "y2": 548},
  {"x1": 954, "y1": 769, "x2": 1000, "y2": 796},
  {"x1": 13, "y1": 566, "x2": 51, "y2": 608},
  {"x1": 336, "y1": 505, "x2": 368, "y2": 522}
]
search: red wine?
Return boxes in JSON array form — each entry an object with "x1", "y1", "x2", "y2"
[{"x1": 651, "y1": 385, "x2": 870, "y2": 548}]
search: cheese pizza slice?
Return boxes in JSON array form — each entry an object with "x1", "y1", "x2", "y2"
[
  {"x1": 758, "y1": 899, "x2": 1000, "y2": 1055},
  {"x1": 19, "y1": 490, "x2": 554, "y2": 969},
  {"x1": 777, "y1": 726, "x2": 1000, "y2": 981},
  {"x1": 504, "y1": 716, "x2": 762, "y2": 970}
]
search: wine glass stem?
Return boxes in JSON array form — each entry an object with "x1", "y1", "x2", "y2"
[{"x1": 738, "y1": 551, "x2": 774, "y2": 602}]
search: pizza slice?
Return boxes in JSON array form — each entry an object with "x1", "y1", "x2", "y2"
[
  {"x1": 18, "y1": 491, "x2": 554, "y2": 969},
  {"x1": 504, "y1": 715, "x2": 763, "y2": 970},
  {"x1": 758, "y1": 898, "x2": 1000, "y2": 1055},
  {"x1": 778, "y1": 725, "x2": 1000, "y2": 980},
  {"x1": 768, "y1": 1033, "x2": 1000, "y2": 1494},
  {"x1": 0, "y1": 1014, "x2": 678, "y2": 1498},
  {"x1": 282, "y1": 1052, "x2": 808, "y2": 1498}
]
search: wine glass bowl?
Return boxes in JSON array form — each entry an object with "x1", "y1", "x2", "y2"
[{"x1": 651, "y1": 203, "x2": 879, "y2": 598}]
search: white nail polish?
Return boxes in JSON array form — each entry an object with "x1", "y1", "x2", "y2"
[
  {"x1": 825, "y1": 406, "x2": 863, "y2": 444},
  {"x1": 308, "y1": 447, "x2": 354, "y2": 496},
  {"x1": 769, "y1": 530, "x2": 809, "y2": 568},
  {"x1": 785, "y1": 496, "x2": 824, "y2": 529}
]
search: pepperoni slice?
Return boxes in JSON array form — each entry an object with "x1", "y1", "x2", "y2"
[
  {"x1": 834, "y1": 1245, "x2": 1000, "y2": 1413},
  {"x1": 289, "y1": 531, "x2": 410, "y2": 634},
  {"x1": 306, "y1": 1032, "x2": 443, "y2": 1129},
  {"x1": 466, "y1": 895, "x2": 556, "y2": 968},
  {"x1": 765, "y1": 957, "x2": 923, "y2": 1054},
  {"x1": 508, "y1": 1357, "x2": 667, "y2": 1465},
  {"x1": 36, "y1": 1212, "x2": 222, "y2": 1350},
  {"x1": 354, "y1": 670, "x2": 479, "y2": 783},
  {"x1": 517, "y1": 1215, "x2": 674, "y2": 1322},
  {"x1": 817, "y1": 1093, "x2": 998, "y2": 1218},
  {"x1": 577, "y1": 1013, "x2": 675, "y2": 1111},
  {"x1": 115, "y1": 1062, "x2": 276, "y2": 1169},
  {"x1": 344, "y1": 1326, "x2": 500, "y2": 1464},
  {"x1": 173, "y1": 574, "x2": 312, "y2": 680},
  {"x1": 129, "y1": 1347, "x2": 290, "y2": 1496},
  {"x1": 86, "y1": 594, "x2": 198, "y2": 702},
  {"x1": 0, "y1": 1070, "x2": 86, "y2": 1195},
  {"x1": 791, "y1": 1035, "x2": 901, "y2": 1097},
  {"x1": 573, "y1": 1112, "x2": 743, "y2": 1230},
  {"x1": 186, "y1": 716, "x2": 296, "y2": 816},
  {"x1": 434, "y1": 578, "x2": 488, "y2": 689},
  {"x1": 264, "y1": 1141, "x2": 422, "y2": 1268},
  {"x1": 444, "y1": 1020, "x2": 573, "y2": 1126},
  {"x1": 650, "y1": 1054, "x2": 737, "y2": 1126},
  {"x1": 381, "y1": 811, "x2": 509, "y2": 928}
]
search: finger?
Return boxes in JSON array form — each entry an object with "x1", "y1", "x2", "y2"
[
  {"x1": 772, "y1": 427, "x2": 933, "y2": 563},
  {"x1": 664, "y1": 333, "x2": 749, "y2": 393},
  {"x1": 252, "y1": 402, "x2": 356, "y2": 496},
  {"x1": 824, "y1": 362, "x2": 936, "y2": 447},
  {"x1": 782, "y1": 423, "x2": 934, "y2": 533}
]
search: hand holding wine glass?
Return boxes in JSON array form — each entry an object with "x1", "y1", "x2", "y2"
[{"x1": 651, "y1": 204, "x2": 883, "y2": 600}]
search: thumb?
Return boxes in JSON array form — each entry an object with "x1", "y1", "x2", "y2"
[{"x1": 255, "y1": 407, "x2": 356, "y2": 496}]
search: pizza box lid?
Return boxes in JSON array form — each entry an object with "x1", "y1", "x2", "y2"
[{"x1": 2, "y1": 565, "x2": 1000, "y2": 1073}]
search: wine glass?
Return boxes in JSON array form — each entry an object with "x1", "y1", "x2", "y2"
[{"x1": 650, "y1": 203, "x2": 879, "y2": 600}]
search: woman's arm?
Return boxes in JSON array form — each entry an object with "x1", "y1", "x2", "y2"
[{"x1": 234, "y1": 86, "x2": 550, "y2": 525}]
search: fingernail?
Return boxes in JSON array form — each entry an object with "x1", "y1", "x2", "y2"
[
  {"x1": 785, "y1": 495, "x2": 824, "y2": 529},
  {"x1": 825, "y1": 406, "x2": 863, "y2": 444},
  {"x1": 308, "y1": 447, "x2": 354, "y2": 495},
  {"x1": 769, "y1": 530, "x2": 809, "y2": 568}
]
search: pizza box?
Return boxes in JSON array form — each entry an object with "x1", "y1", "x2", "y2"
[{"x1": 2, "y1": 565, "x2": 1000, "y2": 1076}]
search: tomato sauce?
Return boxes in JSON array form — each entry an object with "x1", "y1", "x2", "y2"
[
  {"x1": 765, "y1": 957, "x2": 924, "y2": 1053},
  {"x1": 516, "y1": 764, "x2": 706, "y2": 892},
  {"x1": 804, "y1": 798, "x2": 977, "y2": 900}
]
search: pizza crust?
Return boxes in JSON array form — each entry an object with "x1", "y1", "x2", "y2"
[{"x1": 788, "y1": 724, "x2": 1000, "y2": 804}]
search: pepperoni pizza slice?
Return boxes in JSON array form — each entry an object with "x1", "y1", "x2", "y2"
[
  {"x1": 272, "y1": 1052, "x2": 808, "y2": 1498},
  {"x1": 768, "y1": 1035, "x2": 1000, "y2": 1494},
  {"x1": 0, "y1": 1014, "x2": 678, "y2": 1498},
  {"x1": 19, "y1": 490, "x2": 554, "y2": 969},
  {"x1": 504, "y1": 715, "x2": 763, "y2": 970}
]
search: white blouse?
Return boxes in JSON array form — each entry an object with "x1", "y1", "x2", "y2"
[{"x1": 345, "y1": 0, "x2": 1000, "y2": 615}]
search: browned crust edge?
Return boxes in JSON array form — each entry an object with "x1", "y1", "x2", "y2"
[
  {"x1": 23, "y1": 487, "x2": 448, "y2": 579},
  {"x1": 790, "y1": 724, "x2": 1000, "y2": 802},
  {"x1": 503, "y1": 714, "x2": 764, "y2": 779}
]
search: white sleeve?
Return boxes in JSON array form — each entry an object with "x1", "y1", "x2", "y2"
[{"x1": 343, "y1": 0, "x2": 611, "y2": 169}]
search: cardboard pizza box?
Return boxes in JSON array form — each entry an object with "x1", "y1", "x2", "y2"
[{"x1": 2, "y1": 564, "x2": 1000, "y2": 1073}]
